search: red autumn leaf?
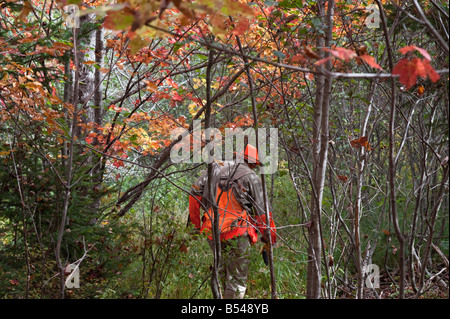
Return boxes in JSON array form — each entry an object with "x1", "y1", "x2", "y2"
[
  {"x1": 399, "y1": 45, "x2": 431, "y2": 61},
  {"x1": 303, "y1": 45, "x2": 320, "y2": 59},
  {"x1": 179, "y1": 243, "x2": 188, "y2": 253},
  {"x1": 97, "y1": 135, "x2": 105, "y2": 143},
  {"x1": 350, "y1": 136, "x2": 373, "y2": 151},
  {"x1": 315, "y1": 56, "x2": 333, "y2": 66},
  {"x1": 323, "y1": 47, "x2": 357, "y2": 61},
  {"x1": 291, "y1": 54, "x2": 307, "y2": 64},
  {"x1": 113, "y1": 160, "x2": 124, "y2": 168},
  {"x1": 232, "y1": 19, "x2": 250, "y2": 36},
  {"x1": 392, "y1": 58, "x2": 440, "y2": 89},
  {"x1": 422, "y1": 59, "x2": 440, "y2": 82},
  {"x1": 10, "y1": 279, "x2": 19, "y2": 286},
  {"x1": 166, "y1": 78, "x2": 179, "y2": 89},
  {"x1": 171, "y1": 91, "x2": 184, "y2": 102},
  {"x1": 358, "y1": 54, "x2": 383, "y2": 70},
  {"x1": 392, "y1": 58, "x2": 421, "y2": 89}
]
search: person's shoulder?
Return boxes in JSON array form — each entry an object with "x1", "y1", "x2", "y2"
[{"x1": 234, "y1": 163, "x2": 261, "y2": 182}]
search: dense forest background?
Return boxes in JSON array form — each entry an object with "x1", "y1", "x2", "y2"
[{"x1": 0, "y1": 0, "x2": 448, "y2": 299}]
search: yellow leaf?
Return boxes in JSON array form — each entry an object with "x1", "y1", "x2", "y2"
[{"x1": 145, "y1": 80, "x2": 158, "y2": 93}]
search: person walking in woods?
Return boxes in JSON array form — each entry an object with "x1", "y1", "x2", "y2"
[{"x1": 188, "y1": 144, "x2": 277, "y2": 299}]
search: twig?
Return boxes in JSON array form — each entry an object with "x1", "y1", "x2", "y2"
[{"x1": 412, "y1": 0, "x2": 449, "y2": 54}]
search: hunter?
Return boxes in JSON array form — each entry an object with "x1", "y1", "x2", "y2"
[{"x1": 188, "y1": 144, "x2": 277, "y2": 299}]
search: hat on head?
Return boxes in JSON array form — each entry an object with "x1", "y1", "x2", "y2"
[{"x1": 238, "y1": 144, "x2": 262, "y2": 166}]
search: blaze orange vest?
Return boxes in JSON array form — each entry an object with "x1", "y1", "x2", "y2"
[{"x1": 200, "y1": 183, "x2": 257, "y2": 243}]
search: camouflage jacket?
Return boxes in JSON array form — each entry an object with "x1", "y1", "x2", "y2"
[{"x1": 191, "y1": 161, "x2": 270, "y2": 218}]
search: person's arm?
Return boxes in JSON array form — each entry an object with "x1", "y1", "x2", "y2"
[
  {"x1": 188, "y1": 170, "x2": 208, "y2": 229},
  {"x1": 246, "y1": 174, "x2": 277, "y2": 244},
  {"x1": 189, "y1": 195, "x2": 202, "y2": 229}
]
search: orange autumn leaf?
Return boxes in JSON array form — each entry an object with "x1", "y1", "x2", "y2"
[
  {"x1": 315, "y1": 56, "x2": 333, "y2": 66},
  {"x1": 145, "y1": 80, "x2": 158, "y2": 93},
  {"x1": 99, "y1": 67, "x2": 110, "y2": 74},
  {"x1": 231, "y1": 19, "x2": 250, "y2": 36},
  {"x1": 358, "y1": 54, "x2": 383, "y2": 70},
  {"x1": 392, "y1": 58, "x2": 440, "y2": 89},
  {"x1": 323, "y1": 47, "x2": 357, "y2": 61},
  {"x1": 399, "y1": 45, "x2": 431, "y2": 61},
  {"x1": 303, "y1": 45, "x2": 320, "y2": 59},
  {"x1": 10, "y1": 279, "x2": 19, "y2": 286},
  {"x1": 291, "y1": 54, "x2": 307, "y2": 64},
  {"x1": 417, "y1": 85, "x2": 425, "y2": 97},
  {"x1": 350, "y1": 136, "x2": 373, "y2": 151}
]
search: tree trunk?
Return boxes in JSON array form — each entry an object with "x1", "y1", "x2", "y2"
[
  {"x1": 307, "y1": 0, "x2": 334, "y2": 299},
  {"x1": 204, "y1": 48, "x2": 222, "y2": 299}
]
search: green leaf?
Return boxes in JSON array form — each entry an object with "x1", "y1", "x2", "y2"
[
  {"x1": 272, "y1": 50, "x2": 286, "y2": 60},
  {"x1": 278, "y1": 0, "x2": 303, "y2": 8},
  {"x1": 103, "y1": 9, "x2": 134, "y2": 31},
  {"x1": 264, "y1": 0, "x2": 278, "y2": 6}
]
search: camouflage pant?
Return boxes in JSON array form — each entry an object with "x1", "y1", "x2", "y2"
[{"x1": 208, "y1": 235, "x2": 251, "y2": 299}]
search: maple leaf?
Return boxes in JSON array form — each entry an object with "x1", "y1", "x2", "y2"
[
  {"x1": 179, "y1": 243, "x2": 188, "y2": 253},
  {"x1": 316, "y1": 47, "x2": 360, "y2": 66},
  {"x1": 358, "y1": 54, "x2": 383, "y2": 70},
  {"x1": 392, "y1": 58, "x2": 421, "y2": 89},
  {"x1": 350, "y1": 136, "x2": 373, "y2": 151},
  {"x1": 291, "y1": 54, "x2": 307, "y2": 64},
  {"x1": 145, "y1": 80, "x2": 158, "y2": 93},
  {"x1": 231, "y1": 19, "x2": 250, "y2": 36},
  {"x1": 303, "y1": 44, "x2": 320, "y2": 59},
  {"x1": 392, "y1": 58, "x2": 440, "y2": 89},
  {"x1": 421, "y1": 59, "x2": 440, "y2": 82},
  {"x1": 323, "y1": 47, "x2": 357, "y2": 61},
  {"x1": 113, "y1": 160, "x2": 124, "y2": 168},
  {"x1": 172, "y1": 91, "x2": 184, "y2": 102},
  {"x1": 399, "y1": 45, "x2": 431, "y2": 61},
  {"x1": 9, "y1": 279, "x2": 19, "y2": 286},
  {"x1": 103, "y1": 9, "x2": 134, "y2": 30},
  {"x1": 315, "y1": 56, "x2": 333, "y2": 66},
  {"x1": 166, "y1": 78, "x2": 179, "y2": 89}
]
